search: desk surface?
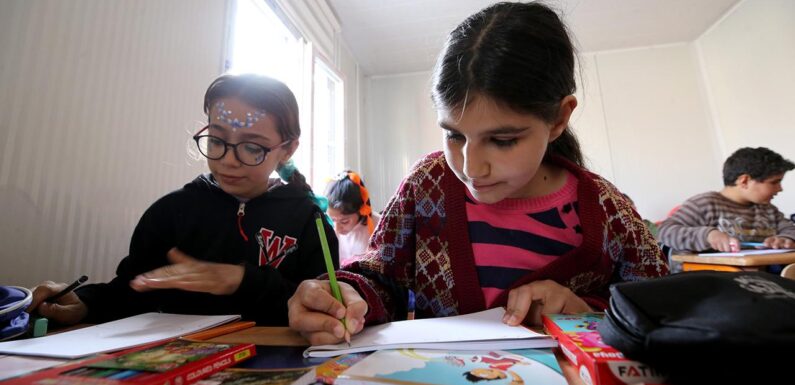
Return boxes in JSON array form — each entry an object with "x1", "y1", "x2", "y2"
[
  {"x1": 208, "y1": 326, "x2": 585, "y2": 385},
  {"x1": 671, "y1": 251, "x2": 795, "y2": 266}
]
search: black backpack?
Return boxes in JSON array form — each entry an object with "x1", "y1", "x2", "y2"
[{"x1": 598, "y1": 271, "x2": 795, "y2": 384}]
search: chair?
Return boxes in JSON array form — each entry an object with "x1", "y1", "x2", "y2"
[{"x1": 781, "y1": 263, "x2": 795, "y2": 280}]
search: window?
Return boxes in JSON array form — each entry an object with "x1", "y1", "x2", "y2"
[
  {"x1": 311, "y1": 58, "x2": 345, "y2": 192},
  {"x1": 227, "y1": 0, "x2": 347, "y2": 191},
  {"x1": 227, "y1": 0, "x2": 304, "y2": 94}
]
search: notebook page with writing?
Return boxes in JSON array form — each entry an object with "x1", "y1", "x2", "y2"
[
  {"x1": 304, "y1": 308, "x2": 556, "y2": 358},
  {"x1": 0, "y1": 313, "x2": 240, "y2": 359}
]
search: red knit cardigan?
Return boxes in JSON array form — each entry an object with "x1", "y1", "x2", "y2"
[{"x1": 337, "y1": 152, "x2": 668, "y2": 324}]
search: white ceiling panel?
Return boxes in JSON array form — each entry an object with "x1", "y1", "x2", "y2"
[{"x1": 327, "y1": 0, "x2": 740, "y2": 75}]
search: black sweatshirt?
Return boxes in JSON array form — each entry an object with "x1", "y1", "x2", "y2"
[{"x1": 76, "y1": 174, "x2": 338, "y2": 325}]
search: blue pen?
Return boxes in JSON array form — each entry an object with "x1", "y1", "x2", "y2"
[
  {"x1": 407, "y1": 289, "x2": 415, "y2": 320},
  {"x1": 740, "y1": 242, "x2": 766, "y2": 248}
]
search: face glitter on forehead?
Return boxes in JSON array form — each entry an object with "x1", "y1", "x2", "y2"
[{"x1": 214, "y1": 101, "x2": 267, "y2": 129}]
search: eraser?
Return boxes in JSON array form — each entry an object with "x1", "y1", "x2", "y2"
[{"x1": 32, "y1": 317, "x2": 48, "y2": 337}]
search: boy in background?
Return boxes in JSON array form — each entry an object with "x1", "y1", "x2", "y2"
[{"x1": 659, "y1": 147, "x2": 795, "y2": 254}]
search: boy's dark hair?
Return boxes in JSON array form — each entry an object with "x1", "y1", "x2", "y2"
[
  {"x1": 203, "y1": 74, "x2": 311, "y2": 193},
  {"x1": 431, "y1": 1, "x2": 583, "y2": 166},
  {"x1": 723, "y1": 147, "x2": 794, "y2": 186},
  {"x1": 325, "y1": 172, "x2": 365, "y2": 222}
]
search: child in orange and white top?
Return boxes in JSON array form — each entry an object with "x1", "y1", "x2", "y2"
[{"x1": 324, "y1": 171, "x2": 381, "y2": 265}]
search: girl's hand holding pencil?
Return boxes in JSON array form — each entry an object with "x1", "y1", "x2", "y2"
[
  {"x1": 288, "y1": 279, "x2": 367, "y2": 345},
  {"x1": 27, "y1": 279, "x2": 89, "y2": 325}
]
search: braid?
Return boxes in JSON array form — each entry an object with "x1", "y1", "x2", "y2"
[
  {"x1": 277, "y1": 159, "x2": 312, "y2": 194},
  {"x1": 345, "y1": 171, "x2": 375, "y2": 235},
  {"x1": 289, "y1": 168, "x2": 313, "y2": 194}
]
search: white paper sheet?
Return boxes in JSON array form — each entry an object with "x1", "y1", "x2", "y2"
[
  {"x1": 0, "y1": 313, "x2": 240, "y2": 359},
  {"x1": 304, "y1": 308, "x2": 556, "y2": 358},
  {"x1": 697, "y1": 248, "x2": 795, "y2": 257}
]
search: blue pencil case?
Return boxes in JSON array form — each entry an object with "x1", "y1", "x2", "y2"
[{"x1": 0, "y1": 285, "x2": 32, "y2": 340}]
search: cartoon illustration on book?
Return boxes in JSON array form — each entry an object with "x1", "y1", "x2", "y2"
[
  {"x1": 338, "y1": 349, "x2": 566, "y2": 385},
  {"x1": 89, "y1": 340, "x2": 233, "y2": 371}
]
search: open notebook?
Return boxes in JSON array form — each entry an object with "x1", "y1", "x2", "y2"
[
  {"x1": 0, "y1": 313, "x2": 240, "y2": 359},
  {"x1": 304, "y1": 308, "x2": 556, "y2": 358}
]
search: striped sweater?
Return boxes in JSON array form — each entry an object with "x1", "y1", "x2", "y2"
[
  {"x1": 337, "y1": 152, "x2": 668, "y2": 325},
  {"x1": 466, "y1": 174, "x2": 582, "y2": 307},
  {"x1": 658, "y1": 191, "x2": 795, "y2": 252}
]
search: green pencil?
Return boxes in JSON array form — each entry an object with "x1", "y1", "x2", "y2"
[{"x1": 314, "y1": 212, "x2": 351, "y2": 345}]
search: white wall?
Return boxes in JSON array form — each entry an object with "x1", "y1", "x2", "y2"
[
  {"x1": 361, "y1": 73, "x2": 439, "y2": 211},
  {"x1": 580, "y1": 44, "x2": 722, "y2": 220},
  {"x1": 339, "y1": 42, "x2": 365, "y2": 172},
  {"x1": 0, "y1": 0, "x2": 226, "y2": 287},
  {"x1": 696, "y1": 0, "x2": 795, "y2": 215}
]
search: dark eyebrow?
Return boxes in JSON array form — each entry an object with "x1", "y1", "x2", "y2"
[{"x1": 439, "y1": 121, "x2": 529, "y2": 135}]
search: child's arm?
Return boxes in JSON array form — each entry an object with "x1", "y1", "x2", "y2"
[
  {"x1": 333, "y1": 173, "x2": 420, "y2": 325},
  {"x1": 658, "y1": 197, "x2": 718, "y2": 251},
  {"x1": 773, "y1": 208, "x2": 795, "y2": 246},
  {"x1": 607, "y1": 188, "x2": 669, "y2": 282}
]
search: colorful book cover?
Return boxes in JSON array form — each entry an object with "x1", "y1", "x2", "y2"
[
  {"x1": 542, "y1": 313, "x2": 666, "y2": 385},
  {"x1": 3, "y1": 340, "x2": 256, "y2": 385},
  {"x1": 336, "y1": 348, "x2": 566, "y2": 385},
  {"x1": 195, "y1": 368, "x2": 315, "y2": 385},
  {"x1": 314, "y1": 353, "x2": 369, "y2": 384}
]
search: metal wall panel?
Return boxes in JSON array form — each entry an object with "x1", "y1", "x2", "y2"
[{"x1": 0, "y1": 0, "x2": 227, "y2": 286}]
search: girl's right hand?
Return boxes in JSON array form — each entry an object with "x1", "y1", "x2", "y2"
[
  {"x1": 26, "y1": 281, "x2": 88, "y2": 325},
  {"x1": 287, "y1": 279, "x2": 367, "y2": 345}
]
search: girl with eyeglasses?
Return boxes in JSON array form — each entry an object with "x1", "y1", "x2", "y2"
[
  {"x1": 288, "y1": 2, "x2": 668, "y2": 345},
  {"x1": 324, "y1": 171, "x2": 381, "y2": 265},
  {"x1": 28, "y1": 74, "x2": 337, "y2": 325}
]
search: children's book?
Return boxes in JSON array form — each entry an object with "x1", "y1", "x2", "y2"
[
  {"x1": 335, "y1": 348, "x2": 566, "y2": 385},
  {"x1": 542, "y1": 313, "x2": 666, "y2": 385},
  {"x1": 2, "y1": 339, "x2": 256, "y2": 385},
  {"x1": 303, "y1": 308, "x2": 556, "y2": 358},
  {"x1": 313, "y1": 353, "x2": 369, "y2": 384},
  {"x1": 195, "y1": 368, "x2": 316, "y2": 385}
]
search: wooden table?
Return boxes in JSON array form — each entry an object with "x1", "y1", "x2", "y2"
[
  {"x1": 208, "y1": 326, "x2": 585, "y2": 385},
  {"x1": 671, "y1": 251, "x2": 795, "y2": 272}
]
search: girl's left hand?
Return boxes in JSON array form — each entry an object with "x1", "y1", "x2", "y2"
[
  {"x1": 763, "y1": 236, "x2": 795, "y2": 249},
  {"x1": 503, "y1": 279, "x2": 591, "y2": 326},
  {"x1": 130, "y1": 248, "x2": 244, "y2": 295}
]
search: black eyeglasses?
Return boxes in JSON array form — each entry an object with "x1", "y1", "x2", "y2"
[{"x1": 193, "y1": 126, "x2": 289, "y2": 166}]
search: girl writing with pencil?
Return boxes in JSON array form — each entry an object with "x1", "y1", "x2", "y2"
[
  {"x1": 29, "y1": 74, "x2": 337, "y2": 325},
  {"x1": 288, "y1": 2, "x2": 668, "y2": 344}
]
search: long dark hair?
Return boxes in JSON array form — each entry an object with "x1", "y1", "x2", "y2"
[
  {"x1": 432, "y1": 1, "x2": 583, "y2": 166},
  {"x1": 203, "y1": 74, "x2": 312, "y2": 192}
]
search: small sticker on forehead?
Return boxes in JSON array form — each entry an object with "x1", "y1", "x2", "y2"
[{"x1": 214, "y1": 101, "x2": 267, "y2": 129}]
